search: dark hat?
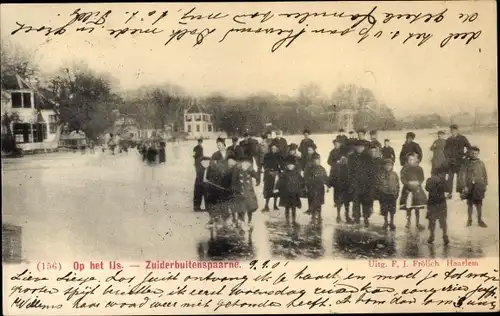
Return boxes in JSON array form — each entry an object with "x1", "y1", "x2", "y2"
[
  {"x1": 303, "y1": 129, "x2": 311, "y2": 134},
  {"x1": 450, "y1": 124, "x2": 459, "y2": 130},
  {"x1": 357, "y1": 129, "x2": 366, "y2": 134},
  {"x1": 406, "y1": 132, "x2": 416, "y2": 138},
  {"x1": 231, "y1": 136, "x2": 238, "y2": 141},
  {"x1": 383, "y1": 158, "x2": 394, "y2": 165},
  {"x1": 338, "y1": 128, "x2": 345, "y2": 132},
  {"x1": 227, "y1": 154, "x2": 237, "y2": 161},
  {"x1": 469, "y1": 146, "x2": 480, "y2": 152},
  {"x1": 312, "y1": 153, "x2": 320, "y2": 160},
  {"x1": 216, "y1": 137, "x2": 226, "y2": 145},
  {"x1": 288, "y1": 143, "x2": 298, "y2": 150},
  {"x1": 438, "y1": 130, "x2": 445, "y2": 135},
  {"x1": 384, "y1": 138, "x2": 390, "y2": 142},
  {"x1": 197, "y1": 138, "x2": 203, "y2": 142},
  {"x1": 333, "y1": 137, "x2": 341, "y2": 143}
]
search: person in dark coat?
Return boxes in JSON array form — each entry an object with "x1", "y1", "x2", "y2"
[
  {"x1": 381, "y1": 139, "x2": 396, "y2": 163},
  {"x1": 425, "y1": 166, "x2": 449, "y2": 245},
  {"x1": 345, "y1": 131, "x2": 357, "y2": 156},
  {"x1": 239, "y1": 133, "x2": 259, "y2": 163},
  {"x1": 399, "y1": 132, "x2": 423, "y2": 166},
  {"x1": 305, "y1": 153, "x2": 329, "y2": 222},
  {"x1": 276, "y1": 155, "x2": 304, "y2": 224},
  {"x1": 261, "y1": 144, "x2": 282, "y2": 212},
  {"x1": 193, "y1": 157, "x2": 211, "y2": 212},
  {"x1": 256, "y1": 134, "x2": 272, "y2": 186},
  {"x1": 303, "y1": 146, "x2": 319, "y2": 214},
  {"x1": 444, "y1": 124, "x2": 471, "y2": 198},
  {"x1": 348, "y1": 140, "x2": 376, "y2": 227},
  {"x1": 158, "y1": 141, "x2": 166, "y2": 163},
  {"x1": 220, "y1": 155, "x2": 238, "y2": 225},
  {"x1": 400, "y1": 154, "x2": 427, "y2": 231},
  {"x1": 369, "y1": 130, "x2": 382, "y2": 151},
  {"x1": 227, "y1": 136, "x2": 243, "y2": 160},
  {"x1": 271, "y1": 130, "x2": 288, "y2": 158},
  {"x1": 369, "y1": 143, "x2": 385, "y2": 205},
  {"x1": 193, "y1": 138, "x2": 204, "y2": 169},
  {"x1": 458, "y1": 146, "x2": 488, "y2": 227},
  {"x1": 357, "y1": 129, "x2": 371, "y2": 147},
  {"x1": 146, "y1": 142, "x2": 158, "y2": 165},
  {"x1": 298, "y1": 129, "x2": 317, "y2": 169},
  {"x1": 327, "y1": 138, "x2": 349, "y2": 223},
  {"x1": 140, "y1": 141, "x2": 148, "y2": 161},
  {"x1": 206, "y1": 138, "x2": 229, "y2": 226},
  {"x1": 430, "y1": 131, "x2": 447, "y2": 175},
  {"x1": 336, "y1": 129, "x2": 348, "y2": 147},
  {"x1": 231, "y1": 156, "x2": 259, "y2": 230},
  {"x1": 377, "y1": 159, "x2": 400, "y2": 231}
]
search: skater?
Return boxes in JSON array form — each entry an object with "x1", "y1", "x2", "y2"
[
  {"x1": 261, "y1": 144, "x2": 282, "y2": 212},
  {"x1": 336, "y1": 128, "x2": 348, "y2": 147},
  {"x1": 298, "y1": 129, "x2": 317, "y2": 170},
  {"x1": 425, "y1": 166, "x2": 449, "y2": 245},
  {"x1": 231, "y1": 156, "x2": 259, "y2": 230},
  {"x1": 108, "y1": 133, "x2": 116, "y2": 155},
  {"x1": 305, "y1": 153, "x2": 329, "y2": 223},
  {"x1": 430, "y1": 131, "x2": 447, "y2": 174},
  {"x1": 357, "y1": 129, "x2": 371, "y2": 147},
  {"x1": 348, "y1": 140, "x2": 376, "y2": 227},
  {"x1": 458, "y1": 146, "x2": 488, "y2": 227},
  {"x1": 369, "y1": 130, "x2": 382, "y2": 151},
  {"x1": 381, "y1": 139, "x2": 396, "y2": 163},
  {"x1": 193, "y1": 138, "x2": 204, "y2": 168},
  {"x1": 146, "y1": 142, "x2": 158, "y2": 165},
  {"x1": 328, "y1": 138, "x2": 349, "y2": 223},
  {"x1": 400, "y1": 153, "x2": 427, "y2": 231},
  {"x1": 158, "y1": 141, "x2": 166, "y2": 163},
  {"x1": 303, "y1": 146, "x2": 319, "y2": 214},
  {"x1": 193, "y1": 157, "x2": 211, "y2": 212},
  {"x1": 276, "y1": 155, "x2": 304, "y2": 225},
  {"x1": 220, "y1": 155, "x2": 238, "y2": 226},
  {"x1": 377, "y1": 159, "x2": 400, "y2": 231},
  {"x1": 227, "y1": 136, "x2": 243, "y2": 160},
  {"x1": 399, "y1": 132, "x2": 423, "y2": 167},
  {"x1": 271, "y1": 130, "x2": 288, "y2": 158},
  {"x1": 256, "y1": 133, "x2": 272, "y2": 186},
  {"x1": 444, "y1": 124, "x2": 471, "y2": 199},
  {"x1": 287, "y1": 143, "x2": 302, "y2": 171}
]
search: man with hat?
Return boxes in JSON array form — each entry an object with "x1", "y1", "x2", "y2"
[
  {"x1": 193, "y1": 156, "x2": 211, "y2": 212},
  {"x1": 444, "y1": 124, "x2": 471, "y2": 198},
  {"x1": 193, "y1": 138, "x2": 204, "y2": 169},
  {"x1": 271, "y1": 130, "x2": 288, "y2": 158},
  {"x1": 356, "y1": 129, "x2": 371, "y2": 148},
  {"x1": 399, "y1": 132, "x2": 423, "y2": 167},
  {"x1": 336, "y1": 129, "x2": 348, "y2": 147},
  {"x1": 256, "y1": 133, "x2": 273, "y2": 185},
  {"x1": 430, "y1": 130, "x2": 447, "y2": 175},
  {"x1": 298, "y1": 129, "x2": 317, "y2": 166},
  {"x1": 227, "y1": 136, "x2": 243, "y2": 160},
  {"x1": 348, "y1": 139, "x2": 376, "y2": 226}
]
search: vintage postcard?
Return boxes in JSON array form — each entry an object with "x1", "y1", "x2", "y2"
[{"x1": 1, "y1": 1, "x2": 498, "y2": 315}]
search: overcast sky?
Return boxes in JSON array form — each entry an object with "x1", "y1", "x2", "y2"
[{"x1": 1, "y1": 2, "x2": 497, "y2": 117}]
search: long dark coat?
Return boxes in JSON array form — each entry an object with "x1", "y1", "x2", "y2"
[
  {"x1": 277, "y1": 169, "x2": 304, "y2": 208},
  {"x1": 430, "y1": 139, "x2": 447, "y2": 171},
  {"x1": 305, "y1": 164, "x2": 329, "y2": 208},
  {"x1": 231, "y1": 167, "x2": 259, "y2": 214},
  {"x1": 347, "y1": 152, "x2": 376, "y2": 196},
  {"x1": 400, "y1": 165, "x2": 427, "y2": 210},
  {"x1": 271, "y1": 137, "x2": 288, "y2": 157},
  {"x1": 205, "y1": 150, "x2": 229, "y2": 207},
  {"x1": 262, "y1": 152, "x2": 282, "y2": 198},
  {"x1": 298, "y1": 138, "x2": 317, "y2": 167}
]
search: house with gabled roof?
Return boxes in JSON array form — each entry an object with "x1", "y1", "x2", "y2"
[
  {"x1": 1, "y1": 74, "x2": 59, "y2": 152},
  {"x1": 183, "y1": 99, "x2": 215, "y2": 139}
]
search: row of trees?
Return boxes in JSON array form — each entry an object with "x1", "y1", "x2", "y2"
[{"x1": 2, "y1": 41, "x2": 399, "y2": 143}]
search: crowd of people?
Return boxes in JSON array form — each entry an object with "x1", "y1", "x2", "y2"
[{"x1": 192, "y1": 124, "x2": 488, "y2": 245}]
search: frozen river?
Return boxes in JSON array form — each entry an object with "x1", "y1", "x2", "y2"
[{"x1": 2, "y1": 129, "x2": 498, "y2": 262}]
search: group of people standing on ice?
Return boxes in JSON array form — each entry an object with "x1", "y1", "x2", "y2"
[{"x1": 192, "y1": 124, "x2": 489, "y2": 244}]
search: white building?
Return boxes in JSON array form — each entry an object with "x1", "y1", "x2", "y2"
[
  {"x1": 184, "y1": 101, "x2": 214, "y2": 139},
  {"x1": 1, "y1": 74, "x2": 59, "y2": 152}
]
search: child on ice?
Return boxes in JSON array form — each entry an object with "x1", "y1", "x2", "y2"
[{"x1": 400, "y1": 153, "x2": 427, "y2": 231}]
